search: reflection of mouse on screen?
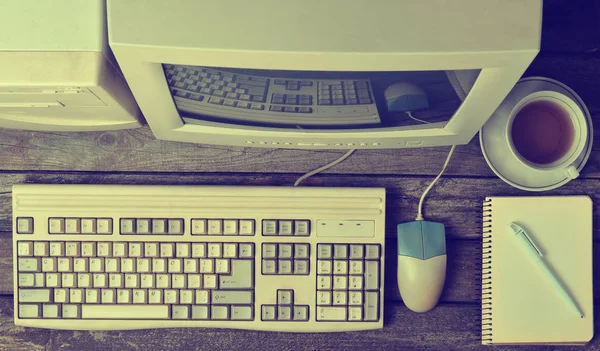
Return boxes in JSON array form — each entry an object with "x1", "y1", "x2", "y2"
[{"x1": 384, "y1": 82, "x2": 431, "y2": 124}]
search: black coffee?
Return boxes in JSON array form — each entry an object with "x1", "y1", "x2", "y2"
[{"x1": 511, "y1": 100, "x2": 575, "y2": 165}]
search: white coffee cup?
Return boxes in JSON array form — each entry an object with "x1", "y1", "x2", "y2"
[{"x1": 505, "y1": 90, "x2": 588, "y2": 179}]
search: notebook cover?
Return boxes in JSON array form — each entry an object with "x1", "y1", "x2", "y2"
[{"x1": 481, "y1": 196, "x2": 593, "y2": 345}]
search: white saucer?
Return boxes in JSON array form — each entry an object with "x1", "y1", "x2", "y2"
[{"x1": 480, "y1": 77, "x2": 594, "y2": 191}]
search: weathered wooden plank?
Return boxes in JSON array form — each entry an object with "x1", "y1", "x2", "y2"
[
  {"x1": 526, "y1": 54, "x2": 600, "y2": 113},
  {"x1": 542, "y1": 0, "x2": 600, "y2": 53},
  {"x1": 0, "y1": 296, "x2": 597, "y2": 351},
  {"x1": 1, "y1": 173, "x2": 600, "y2": 238},
  {"x1": 0, "y1": 115, "x2": 598, "y2": 177}
]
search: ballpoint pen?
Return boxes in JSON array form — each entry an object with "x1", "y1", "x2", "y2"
[{"x1": 508, "y1": 222, "x2": 584, "y2": 318}]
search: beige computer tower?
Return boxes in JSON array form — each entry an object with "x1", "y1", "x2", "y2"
[{"x1": 0, "y1": 0, "x2": 142, "y2": 131}]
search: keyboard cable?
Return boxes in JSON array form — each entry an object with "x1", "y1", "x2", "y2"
[{"x1": 293, "y1": 149, "x2": 356, "y2": 186}]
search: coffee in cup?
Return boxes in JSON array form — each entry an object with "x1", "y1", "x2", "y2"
[{"x1": 506, "y1": 91, "x2": 587, "y2": 179}]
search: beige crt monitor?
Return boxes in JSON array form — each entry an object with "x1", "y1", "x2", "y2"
[
  {"x1": 0, "y1": 0, "x2": 142, "y2": 132},
  {"x1": 108, "y1": 0, "x2": 542, "y2": 149}
]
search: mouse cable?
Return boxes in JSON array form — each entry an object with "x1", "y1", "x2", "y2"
[
  {"x1": 407, "y1": 111, "x2": 431, "y2": 124},
  {"x1": 294, "y1": 149, "x2": 356, "y2": 186},
  {"x1": 416, "y1": 145, "x2": 456, "y2": 221}
]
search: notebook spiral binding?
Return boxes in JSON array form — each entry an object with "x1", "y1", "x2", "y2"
[{"x1": 481, "y1": 198, "x2": 493, "y2": 345}]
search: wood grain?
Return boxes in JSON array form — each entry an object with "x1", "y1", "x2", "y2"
[
  {"x1": 0, "y1": 108, "x2": 597, "y2": 178},
  {"x1": 1, "y1": 173, "x2": 600, "y2": 237}
]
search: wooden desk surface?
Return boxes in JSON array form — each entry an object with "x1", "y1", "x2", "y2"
[{"x1": 1, "y1": 2, "x2": 600, "y2": 350}]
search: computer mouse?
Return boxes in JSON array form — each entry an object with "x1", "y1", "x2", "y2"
[
  {"x1": 396, "y1": 220, "x2": 447, "y2": 313},
  {"x1": 384, "y1": 82, "x2": 429, "y2": 112}
]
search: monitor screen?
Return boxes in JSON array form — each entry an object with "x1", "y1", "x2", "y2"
[{"x1": 163, "y1": 64, "x2": 480, "y2": 131}]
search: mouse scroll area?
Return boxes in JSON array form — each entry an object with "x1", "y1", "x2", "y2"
[{"x1": 396, "y1": 221, "x2": 447, "y2": 313}]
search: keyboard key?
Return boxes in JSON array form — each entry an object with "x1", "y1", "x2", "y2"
[
  {"x1": 180, "y1": 290, "x2": 194, "y2": 304},
  {"x1": 317, "y1": 291, "x2": 331, "y2": 305},
  {"x1": 192, "y1": 243, "x2": 207, "y2": 258},
  {"x1": 18, "y1": 273, "x2": 35, "y2": 287},
  {"x1": 145, "y1": 243, "x2": 159, "y2": 257},
  {"x1": 349, "y1": 245, "x2": 364, "y2": 259},
  {"x1": 215, "y1": 259, "x2": 230, "y2": 274},
  {"x1": 317, "y1": 307, "x2": 346, "y2": 321},
  {"x1": 140, "y1": 274, "x2": 154, "y2": 288},
  {"x1": 120, "y1": 219, "x2": 135, "y2": 234},
  {"x1": 109, "y1": 273, "x2": 123, "y2": 288},
  {"x1": 294, "y1": 260, "x2": 309, "y2": 275},
  {"x1": 220, "y1": 259, "x2": 253, "y2": 289},
  {"x1": 297, "y1": 107, "x2": 313, "y2": 113},
  {"x1": 18, "y1": 241, "x2": 33, "y2": 256},
  {"x1": 318, "y1": 244, "x2": 332, "y2": 259},
  {"x1": 365, "y1": 245, "x2": 380, "y2": 259},
  {"x1": 278, "y1": 260, "x2": 292, "y2": 274},
  {"x1": 78, "y1": 273, "x2": 92, "y2": 288},
  {"x1": 70, "y1": 289, "x2": 84, "y2": 303},
  {"x1": 334, "y1": 245, "x2": 348, "y2": 259},
  {"x1": 349, "y1": 276, "x2": 363, "y2": 290},
  {"x1": 277, "y1": 290, "x2": 293, "y2": 305},
  {"x1": 81, "y1": 305, "x2": 169, "y2": 319},
  {"x1": 160, "y1": 243, "x2": 174, "y2": 257},
  {"x1": 125, "y1": 274, "x2": 139, "y2": 288},
  {"x1": 81, "y1": 243, "x2": 96, "y2": 257},
  {"x1": 176, "y1": 243, "x2": 191, "y2": 258},
  {"x1": 184, "y1": 258, "x2": 198, "y2": 273},
  {"x1": 294, "y1": 244, "x2": 309, "y2": 258},
  {"x1": 136, "y1": 219, "x2": 151, "y2": 234},
  {"x1": 129, "y1": 243, "x2": 143, "y2": 257},
  {"x1": 156, "y1": 274, "x2": 170, "y2": 288},
  {"x1": 168, "y1": 258, "x2": 182, "y2": 273},
  {"x1": 278, "y1": 306, "x2": 292, "y2": 320},
  {"x1": 57, "y1": 258, "x2": 72, "y2": 272},
  {"x1": 101, "y1": 289, "x2": 116, "y2": 303},
  {"x1": 18, "y1": 258, "x2": 40, "y2": 272},
  {"x1": 152, "y1": 219, "x2": 167, "y2": 234},
  {"x1": 62, "y1": 304, "x2": 81, "y2": 318},
  {"x1": 250, "y1": 103, "x2": 264, "y2": 110},
  {"x1": 46, "y1": 273, "x2": 60, "y2": 287},
  {"x1": 19, "y1": 288, "x2": 51, "y2": 303},
  {"x1": 333, "y1": 276, "x2": 347, "y2": 290},
  {"x1": 43, "y1": 304, "x2": 60, "y2": 318},
  {"x1": 365, "y1": 261, "x2": 379, "y2": 290},
  {"x1": 49, "y1": 218, "x2": 65, "y2": 234},
  {"x1": 317, "y1": 275, "x2": 331, "y2": 290},
  {"x1": 97, "y1": 242, "x2": 112, "y2": 257},
  {"x1": 223, "y1": 220, "x2": 238, "y2": 235},
  {"x1": 148, "y1": 289, "x2": 162, "y2": 304},
  {"x1": 172, "y1": 305, "x2": 190, "y2": 319},
  {"x1": 42, "y1": 257, "x2": 57, "y2": 272},
  {"x1": 168, "y1": 219, "x2": 184, "y2": 234},
  {"x1": 199, "y1": 259, "x2": 214, "y2": 273},
  {"x1": 364, "y1": 292, "x2": 379, "y2": 321},
  {"x1": 223, "y1": 244, "x2": 237, "y2": 258},
  {"x1": 172, "y1": 274, "x2": 186, "y2": 288},
  {"x1": 348, "y1": 307, "x2": 363, "y2": 321},
  {"x1": 333, "y1": 291, "x2": 347, "y2": 305},
  {"x1": 239, "y1": 220, "x2": 255, "y2": 235},
  {"x1": 65, "y1": 218, "x2": 80, "y2": 234},
  {"x1": 212, "y1": 290, "x2": 253, "y2": 305},
  {"x1": 278, "y1": 221, "x2": 293, "y2": 235},
  {"x1": 133, "y1": 289, "x2": 147, "y2": 303},
  {"x1": 121, "y1": 258, "x2": 135, "y2": 273},
  {"x1": 349, "y1": 291, "x2": 363, "y2": 305},
  {"x1": 34, "y1": 242, "x2": 49, "y2": 256},
  {"x1": 96, "y1": 219, "x2": 113, "y2": 234},
  {"x1": 262, "y1": 220, "x2": 277, "y2": 236},
  {"x1": 294, "y1": 305, "x2": 309, "y2": 321},
  {"x1": 231, "y1": 306, "x2": 253, "y2": 320},
  {"x1": 192, "y1": 305, "x2": 210, "y2": 319},
  {"x1": 261, "y1": 305, "x2": 276, "y2": 320},
  {"x1": 117, "y1": 289, "x2": 132, "y2": 303},
  {"x1": 207, "y1": 220, "x2": 222, "y2": 235},
  {"x1": 350, "y1": 260, "x2": 364, "y2": 274},
  {"x1": 65, "y1": 242, "x2": 80, "y2": 257},
  {"x1": 16, "y1": 217, "x2": 34, "y2": 234},
  {"x1": 191, "y1": 219, "x2": 207, "y2": 235},
  {"x1": 262, "y1": 259, "x2": 276, "y2": 274},
  {"x1": 239, "y1": 244, "x2": 254, "y2": 258},
  {"x1": 208, "y1": 243, "x2": 222, "y2": 258},
  {"x1": 49, "y1": 242, "x2": 65, "y2": 257},
  {"x1": 211, "y1": 305, "x2": 229, "y2": 320},
  {"x1": 278, "y1": 244, "x2": 293, "y2": 258},
  {"x1": 333, "y1": 260, "x2": 348, "y2": 274},
  {"x1": 204, "y1": 274, "x2": 218, "y2": 289},
  {"x1": 137, "y1": 258, "x2": 151, "y2": 273}
]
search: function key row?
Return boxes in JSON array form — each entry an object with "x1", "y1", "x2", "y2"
[
  {"x1": 191, "y1": 219, "x2": 255, "y2": 236},
  {"x1": 121, "y1": 218, "x2": 183, "y2": 235},
  {"x1": 49, "y1": 218, "x2": 113, "y2": 235},
  {"x1": 262, "y1": 220, "x2": 310, "y2": 236}
]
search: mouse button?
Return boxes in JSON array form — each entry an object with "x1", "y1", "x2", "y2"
[
  {"x1": 396, "y1": 221, "x2": 424, "y2": 259},
  {"x1": 422, "y1": 221, "x2": 446, "y2": 260}
]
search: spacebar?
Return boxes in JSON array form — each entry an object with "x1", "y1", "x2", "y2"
[{"x1": 81, "y1": 305, "x2": 169, "y2": 319}]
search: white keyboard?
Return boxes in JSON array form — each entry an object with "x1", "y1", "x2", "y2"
[{"x1": 12, "y1": 184, "x2": 386, "y2": 332}]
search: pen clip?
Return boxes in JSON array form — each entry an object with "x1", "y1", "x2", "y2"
[{"x1": 511, "y1": 223, "x2": 543, "y2": 257}]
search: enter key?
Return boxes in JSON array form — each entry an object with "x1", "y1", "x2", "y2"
[{"x1": 220, "y1": 259, "x2": 254, "y2": 289}]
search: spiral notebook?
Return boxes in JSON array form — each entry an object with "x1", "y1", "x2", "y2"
[{"x1": 481, "y1": 196, "x2": 593, "y2": 345}]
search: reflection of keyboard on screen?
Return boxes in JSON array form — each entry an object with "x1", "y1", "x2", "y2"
[
  {"x1": 13, "y1": 184, "x2": 385, "y2": 332},
  {"x1": 164, "y1": 65, "x2": 381, "y2": 126}
]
